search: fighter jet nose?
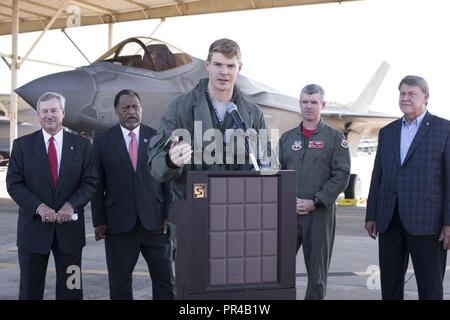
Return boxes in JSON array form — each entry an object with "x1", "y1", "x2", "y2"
[
  {"x1": 15, "y1": 69, "x2": 95, "y2": 111},
  {"x1": 14, "y1": 83, "x2": 37, "y2": 110}
]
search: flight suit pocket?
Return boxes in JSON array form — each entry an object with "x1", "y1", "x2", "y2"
[{"x1": 311, "y1": 148, "x2": 331, "y2": 163}]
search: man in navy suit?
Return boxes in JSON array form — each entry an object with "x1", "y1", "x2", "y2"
[
  {"x1": 365, "y1": 75, "x2": 450, "y2": 300},
  {"x1": 6, "y1": 92, "x2": 97, "y2": 299},
  {"x1": 91, "y1": 89, "x2": 174, "y2": 300}
]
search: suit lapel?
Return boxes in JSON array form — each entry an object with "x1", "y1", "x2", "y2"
[
  {"x1": 31, "y1": 131, "x2": 56, "y2": 192},
  {"x1": 112, "y1": 125, "x2": 135, "y2": 174},
  {"x1": 391, "y1": 120, "x2": 402, "y2": 168},
  {"x1": 56, "y1": 131, "x2": 75, "y2": 192},
  {"x1": 402, "y1": 112, "x2": 432, "y2": 165}
]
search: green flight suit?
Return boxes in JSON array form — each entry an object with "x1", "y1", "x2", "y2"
[
  {"x1": 279, "y1": 120, "x2": 350, "y2": 299},
  {"x1": 148, "y1": 78, "x2": 267, "y2": 200}
]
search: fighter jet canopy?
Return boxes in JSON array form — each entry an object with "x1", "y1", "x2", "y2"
[{"x1": 95, "y1": 37, "x2": 192, "y2": 72}]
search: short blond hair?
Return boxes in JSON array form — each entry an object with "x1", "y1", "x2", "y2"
[{"x1": 207, "y1": 38, "x2": 241, "y2": 64}]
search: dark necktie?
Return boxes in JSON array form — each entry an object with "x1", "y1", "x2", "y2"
[{"x1": 48, "y1": 136, "x2": 58, "y2": 186}]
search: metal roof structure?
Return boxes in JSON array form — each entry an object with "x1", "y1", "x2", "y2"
[{"x1": 0, "y1": 0, "x2": 359, "y2": 35}]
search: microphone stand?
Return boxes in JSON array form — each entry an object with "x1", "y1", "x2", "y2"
[
  {"x1": 226, "y1": 102, "x2": 260, "y2": 171},
  {"x1": 266, "y1": 140, "x2": 280, "y2": 169},
  {"x1": 245, "y1": 135, "x2": 260, "y2": 171}
]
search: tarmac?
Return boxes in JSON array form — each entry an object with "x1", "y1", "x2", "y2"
[{"x1": 0, "y1": 166, "x2": 449, "y2": 300}]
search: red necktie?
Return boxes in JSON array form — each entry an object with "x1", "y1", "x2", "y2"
[
  {"x1": 128, "y1": 131, "x2": 138, "y2": 171},
  {"x1": 48, "y1": 137, "x2": 58, "y2": 187}
]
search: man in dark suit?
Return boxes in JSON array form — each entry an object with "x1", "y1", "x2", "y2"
[
  {"x1": 365, "y1": 75, "x2": 450, "y2": 300},
  {"x1": 6, "y1": 91, "x2": 97, "y2": 300},
  {"x1": 91, "y1": 89, "x2": 174, "y2": 300}
]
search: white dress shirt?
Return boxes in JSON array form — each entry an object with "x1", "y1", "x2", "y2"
[
  {"x1": 36, "y1": 128, "x2": 65, "y2": 216},
  {"x1": 120, "y1": 125, "x2": 140, "y2": 149},
  {"x1": 400, "y1": 110, "x2": 427, "y2": 164}
]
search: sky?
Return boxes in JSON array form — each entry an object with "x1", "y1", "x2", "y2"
[{"x1": 1, "y1": 0, "x2": 450, "y2": 118}]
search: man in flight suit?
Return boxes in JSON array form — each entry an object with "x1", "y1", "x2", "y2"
[
  {"x1": 148, "y1": 38, "x2": 267, "y2": 199},
  {"x1": 278, "y1": 84, "x2": 350, "y2": 299}
]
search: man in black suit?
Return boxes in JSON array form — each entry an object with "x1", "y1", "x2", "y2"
[
  {"x1": 366, "y1": 75, "x2": 450, "y2": 299},
  {"x1": 91, "y1": 89, "x2": 174, "y2": 300},
  {"x1": 6, "y1": 91, "x2": 97, "y2": 300}
]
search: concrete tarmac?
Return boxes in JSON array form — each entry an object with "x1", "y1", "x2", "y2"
[{"x1": 0, "y1": 167, "x2": 449, "y2": 300}]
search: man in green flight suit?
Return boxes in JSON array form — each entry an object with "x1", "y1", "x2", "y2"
[
  {"x1": 278, "y1": 84, "x2": 351, "y2": 300},
  {"x1": 148, "y1": 38, "x2": 267, "y2": 199}
]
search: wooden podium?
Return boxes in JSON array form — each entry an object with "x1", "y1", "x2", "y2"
[{"x1": 170, "y1": 170, "x2": 297, "y2": 300}]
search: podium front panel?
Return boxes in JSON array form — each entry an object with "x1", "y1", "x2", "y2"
[
  {"x1": 208, "y1": 176, "x2": 278, "y2": 286},
  {"x1": 171, "y1": 170, "x2": 296, "y2": 299}
]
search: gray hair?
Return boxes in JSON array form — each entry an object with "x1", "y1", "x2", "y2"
[
  {"x1": 300, "y1": 84, "x2": 325, "y2": 102},
  {"x1": 36, "y1": 92, "x2": 65, "y2": 111},
  {"x1": 398, "y1": 75, "x2": 429, "y2": 96}
]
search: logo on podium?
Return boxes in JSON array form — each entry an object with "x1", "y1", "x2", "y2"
[{"x1": 193, "y1": 183, "x2": 208, "y2": 199}]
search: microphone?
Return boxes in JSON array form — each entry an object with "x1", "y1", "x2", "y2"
[
  {"x1": 226, "y1": 102, "x2": 248, "y2": 132},
  {"x1": 225, "y1": 102, "x2": 260, "y2": 171}
]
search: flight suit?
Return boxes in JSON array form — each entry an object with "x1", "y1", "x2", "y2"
[
  {"x1": 148, "y1": 78, "x2": 267, "y2": 200},
  {"x1": 148, "y1": 78, "x2": 268, "y2": 268},
  {"x1": 279, "y1": 120, "x2": 350, "y2": 299}
]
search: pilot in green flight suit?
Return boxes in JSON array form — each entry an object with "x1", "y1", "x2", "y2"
[
  {"x1": 148, "y1": 38, "x2": 267, "y2": 200},
  {"x1": 278, "y1": 84, "x2": 350, "y2": 300}
]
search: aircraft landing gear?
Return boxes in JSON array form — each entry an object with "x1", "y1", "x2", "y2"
[{"x1": 344, "y1": 173, "x2": 361, "y2": 199}]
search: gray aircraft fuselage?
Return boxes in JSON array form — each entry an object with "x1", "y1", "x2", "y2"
[{"x1": 15, "y1": 37, "x2": 397, "y2": 148}]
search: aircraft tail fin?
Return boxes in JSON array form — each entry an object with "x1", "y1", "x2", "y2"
[{"x1": 349, "y1": 61, "x2": 390, "y2": 113}]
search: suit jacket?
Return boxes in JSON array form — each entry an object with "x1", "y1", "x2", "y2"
[
  {"x1": 366, "y1": 111, "x2": 450, "y2": 235},
  {"x1": 91, "y1": 124, "x2": 169, "y2": 234},
  {"x1": 6, "y1": 130, "x2": 98, "y2": 254}
]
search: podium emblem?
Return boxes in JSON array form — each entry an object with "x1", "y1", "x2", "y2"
[{"x1": 193, "y1": 183, "x2": 208, "y2": 199}]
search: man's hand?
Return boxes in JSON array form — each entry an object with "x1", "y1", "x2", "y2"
[
  {"x1": 168, "y1": 137, "x2": 192, "y2": 168},
  {"x1": 37, "y1": 204, "x2": 57, "y2": 223},
  {"x1": 296, "y1": 198, "x2": 315, "y2": 215},
  {"x1": 95, "y1": 224, "x2": 108, "y2": 241},
  {"x1": 438, "y1": 225, "x2": 450, "y2": 250},
  {"x1": 56, "y1": 202, "x2": 74, "y2": 224},
  {"x1": 365, "y1": 221, "x2": 378, "y2": 239}
]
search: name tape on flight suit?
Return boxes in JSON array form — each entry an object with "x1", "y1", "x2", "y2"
[{"x1": 308, "y1": 141, "x2": 324, "y2": 149}]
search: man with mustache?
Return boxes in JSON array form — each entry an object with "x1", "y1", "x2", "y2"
[{"x1": 91, "y1": 89, "x2": 174, "y2": 300}]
